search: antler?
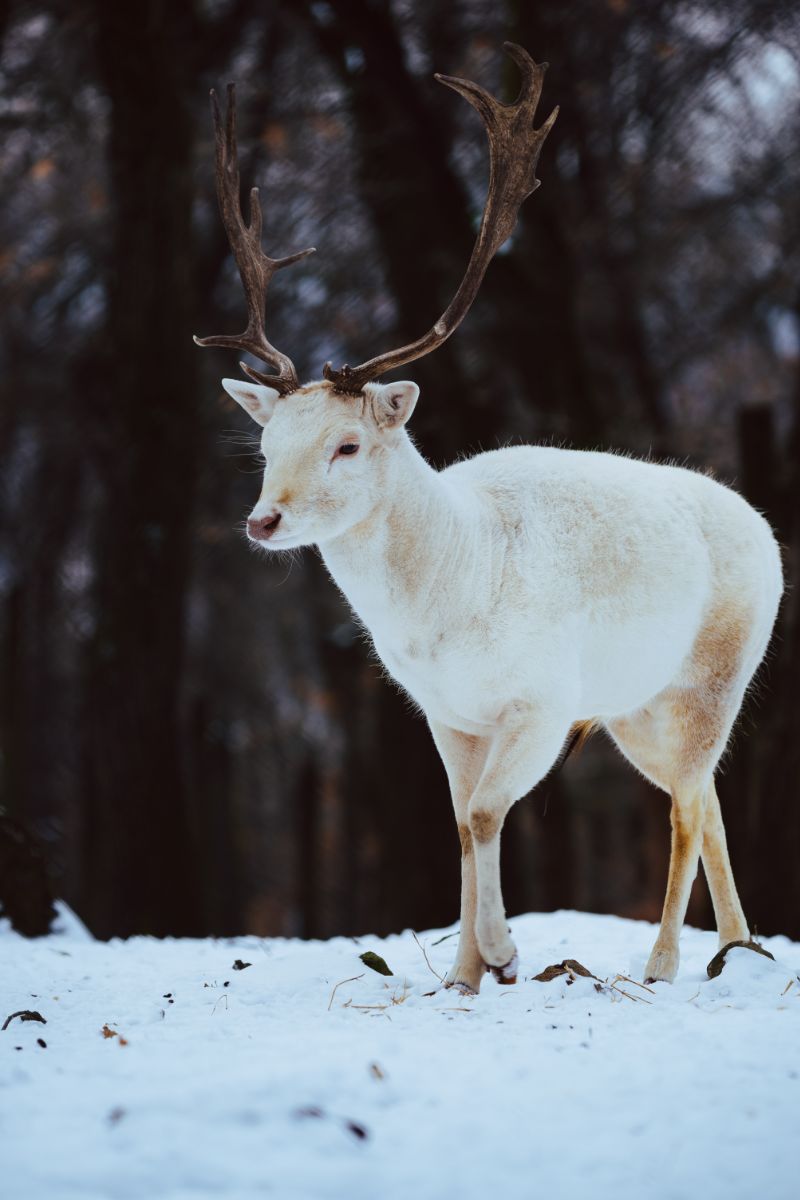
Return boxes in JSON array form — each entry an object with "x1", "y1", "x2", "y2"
[
  {"x1": 323, "y1": 43, "x2": 558, "y2": 394},
  {"x1": 194, "y1": 84, "x2": 315, "y2": 396}
]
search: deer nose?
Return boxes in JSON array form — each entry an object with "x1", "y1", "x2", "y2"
[{"x1": 247, "y1": 511, "x2": 282, "y2": 540}]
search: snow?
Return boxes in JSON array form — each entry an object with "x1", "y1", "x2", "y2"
[{"x1": 2, "y1": 906, "x2": 798, "y2": 1200}]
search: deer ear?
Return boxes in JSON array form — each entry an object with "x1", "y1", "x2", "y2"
[
  {"x1": 365, "y1": 381, "x2": 420, "y2": 431},
  {"x1": 221, "y1": 378, "x2": 280, "y2": 427}
]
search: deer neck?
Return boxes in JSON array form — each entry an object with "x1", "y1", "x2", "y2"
[{"x1": 319, "y1": 435, "x2": 479, "y2": 636}]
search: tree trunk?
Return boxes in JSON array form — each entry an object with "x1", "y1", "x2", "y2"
[{"x1": 79, "y1": 0, "x2": 203, "y2": 937}]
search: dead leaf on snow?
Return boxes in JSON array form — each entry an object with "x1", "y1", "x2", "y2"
[
  {"x1": 2, "y1": 1010, "x2": 46, "y2": 1031},
  {"x1": 706, "y1": 940, "x2": 775, "y2": 979},
  {"x1": 359, "y1": 951, "x2": 393, "y2": 977},
  {"x1": 101, "y1": 1024, "x2": 129, "y2": 1044},
  {"x1": 532, "y1": 959, "x2": 599, "y2": 983}
]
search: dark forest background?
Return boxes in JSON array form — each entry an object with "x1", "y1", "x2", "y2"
[{"x1": 1, "y1": 0, "x2": 798, "y2": 944}]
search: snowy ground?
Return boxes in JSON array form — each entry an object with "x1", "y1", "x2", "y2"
[{"x1": 1, "y1": 906, "x2": 798, "y2": 1200}]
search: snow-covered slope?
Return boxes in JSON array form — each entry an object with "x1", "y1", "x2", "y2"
[{"x1": 1, "y1": 907, "x2": 797, "y2": 1200}]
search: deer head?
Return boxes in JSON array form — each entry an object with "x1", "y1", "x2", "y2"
[
  {"x1": 222, "y1": 376, "x2": 419, "y2": 548},
  {"x1": 195, "y1": 44, "x2": 557, "y2": 549}
]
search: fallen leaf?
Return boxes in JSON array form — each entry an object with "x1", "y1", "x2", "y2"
[
  {"x1": 707, "y1": 940, "x2": 775, "y2": 979},
  {"x1": 2, "y1": 1010, "x2": 46, "y2": 1031},
  {"x1": 532, "y1": 959, "x2": 599, "y2": 983},
  {"x1": 359, "y1": 951, "x2": 393, "y2": 976}
]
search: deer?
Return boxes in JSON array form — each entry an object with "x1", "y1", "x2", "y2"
[{"x1": 195, "y1": 44, "x2": 783, "y2": 993}]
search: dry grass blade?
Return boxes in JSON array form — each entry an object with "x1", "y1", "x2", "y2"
[
  {"x1": 607, "y1": 974, "x2": 652, "y2": 1004},
  {"x1": 327, "y1": 974, "x2": 364, "y2": 1011},
  {"x1": 615, "y1": 973, "x2": 656, "y2": 995},
  {"x1": 613, "y1": 984, "x2": 651, "y2": 1005},
  {"x1": 389, "y1": 980, "x2": 410, "y2": 1006}
]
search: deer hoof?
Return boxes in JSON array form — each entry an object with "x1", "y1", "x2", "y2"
[
  {"x1": 489, "y1": 952, "x2": 519, "y2": 985},
  {"x1": 643, "y1": 945, "x2": 678, "y2": 984},
  {"x1": 444, "y1": 979, "x2": 479, "y2": 997}
]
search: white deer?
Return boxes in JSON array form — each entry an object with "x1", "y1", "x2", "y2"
[{"x1": 196, "y1": 47, "x2": 783, "y2": 992}]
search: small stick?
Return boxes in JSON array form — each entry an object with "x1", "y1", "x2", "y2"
[
  {"x1": 412, "y1": 931, "x2": 444, "y2": 983},
  {"x1": 327, "y1": 974, "x2": 364, "y2": 1011}
]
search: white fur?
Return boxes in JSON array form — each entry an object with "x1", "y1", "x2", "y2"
[{"x1": 229, "y1": 377, "x2": 783, "y2": 989}]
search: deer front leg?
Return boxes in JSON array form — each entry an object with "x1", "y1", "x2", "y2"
[
  {"x1": 468, "y1": 706, "x2": 572, "y2": 981},
  {"x1": 429, "y1": 721, "x2": 491, "y2": 995}
]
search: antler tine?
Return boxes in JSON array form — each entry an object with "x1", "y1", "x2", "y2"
[
  {"x1": 194, "y1": 84, "x2": 316, "y2": 396},
  {"x1": 502, "y1": 40, "x2": 544, "y2": 104},
  {"x1": 323, "y1": 43, "x2": 558, "y2": 395}
]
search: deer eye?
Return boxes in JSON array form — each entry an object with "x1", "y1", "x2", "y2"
[{"x1": 336, "y1": 442, "x2": 360, "y2": 457}]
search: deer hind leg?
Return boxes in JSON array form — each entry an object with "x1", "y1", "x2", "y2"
[
  {"x1": 643, "y1": 777, "x2": 708, "y2": 983},
  {"x1": 428, "y1": 721, "x2": 492, "y2": 995},
  {"x1": 605, "y1": 598, "x2": 764, "y2": 981},
  {"x1": 607, "y1": 684, "x2": 751, "y2": 981},
  {"x1": 702, "y1": 778, "x2": 749, "y2": 948},
  {"x1": 650, "y1": 775, "x2": 748, "y2": 981}
]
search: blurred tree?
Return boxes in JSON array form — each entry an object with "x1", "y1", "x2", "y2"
[{"x1": 77, "y1": 0, "x2": 206, "y2": 936}]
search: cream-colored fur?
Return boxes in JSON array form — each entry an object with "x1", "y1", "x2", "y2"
[{"x1": 223, "y1": 376, "x2": 783, "y2": 991}]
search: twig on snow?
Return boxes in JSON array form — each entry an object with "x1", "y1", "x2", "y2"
[
  {"x1": 412, "y1": 930, "x2": 444, "y2": 983},
  {"x1": 327, "y1": 974, "x2": 364, "y2": 1011}
]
